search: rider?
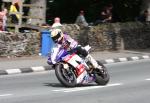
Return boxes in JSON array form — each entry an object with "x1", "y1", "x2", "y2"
[{"x1": 48, "y1": 29, "x2": 102, "y2": 70}]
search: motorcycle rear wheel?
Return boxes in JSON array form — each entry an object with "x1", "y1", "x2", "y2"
[
  {"x1": 94, "y1": 61, "x2": 110, "y2": 85},
  {"x1": 55, "y1": 63, "x2": 77, "y2": 87}
]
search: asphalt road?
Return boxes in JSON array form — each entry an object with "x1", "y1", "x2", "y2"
[{"x1": 0, "y1": 59, "x2": 150, "y2": 103}]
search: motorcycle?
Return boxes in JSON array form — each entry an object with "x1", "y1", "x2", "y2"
[{"x1": 47, "y1": 45, "x2": 110, "y2": 87}]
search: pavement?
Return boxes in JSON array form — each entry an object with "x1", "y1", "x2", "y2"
[{"x1": 0, "y1": 49, "x2": 150, "y2": 75}]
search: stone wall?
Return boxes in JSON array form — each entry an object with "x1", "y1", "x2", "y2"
[
  {"x1": 62, "y1": 22, "x2": 150, "y2": 51},
  {"x1": 62, "y1": 23, "x2": 122, "y2": 51},
  {"x1": 0, "y1": 32, "x2": 40, "y2": 57},
  {"x1": 120, "y1": 22, "x2": 150, "y2": 49},
  {"x1": 0, "y1": 22, "x2": 150, "y2": 57}
]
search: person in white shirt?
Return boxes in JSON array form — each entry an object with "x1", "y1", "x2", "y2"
[{"x1": 51, "y1": 17, "x2": 62, "y2": 29}]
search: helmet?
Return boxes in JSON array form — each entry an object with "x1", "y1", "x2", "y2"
[{"x1": 51, "y1": 29, "x2": 64, "y2": 43}]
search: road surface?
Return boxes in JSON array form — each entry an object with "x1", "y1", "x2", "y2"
[{"x1": 0, "y1": 59, "x2": 150, "y2": 103}]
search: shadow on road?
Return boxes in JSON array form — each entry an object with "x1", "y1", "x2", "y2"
[
  {"x1": 44, "y1": 82, "x2": 97, "y2": 88},
  {"x1": 44, "y1": 83, "x2": 64, "y2": 88}
]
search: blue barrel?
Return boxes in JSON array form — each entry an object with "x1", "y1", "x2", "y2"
[{"x1": 41, "y1": 30, "x2": 54, "y2": 56}]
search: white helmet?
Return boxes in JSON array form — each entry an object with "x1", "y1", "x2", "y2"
[{"x1": 51, "y1": 29, "x2": 64, "y2": 43}]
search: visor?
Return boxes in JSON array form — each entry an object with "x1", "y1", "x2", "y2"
[{"x1": 51, "y1": 32, "x2": 61, "y2": 43}]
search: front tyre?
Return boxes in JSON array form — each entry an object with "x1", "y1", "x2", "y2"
[
  {"x1": 55, "y1": 63, "x2": 76, "y2": 87},
  {"x1": 94, "y1": 61, "x2": 110, "y2": 85}
]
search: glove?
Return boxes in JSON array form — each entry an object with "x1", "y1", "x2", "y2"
[{"x1": 62, "y1": 41, "x2": 70, "y2": 49}]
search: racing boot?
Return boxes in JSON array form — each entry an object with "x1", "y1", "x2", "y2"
[{"x1": 86, "y1": 54, "x2": 103, "y2": 71}]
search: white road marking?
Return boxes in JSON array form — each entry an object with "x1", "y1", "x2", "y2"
[
  {"x1": 6, "y1": 69, "x2": 21, "y2": 74},
  {"x1": 105, "y1": 59, "x2": 115, "y2": 63},
  {"x1": 118, "y1": 58, "x2": 128, "y2": 62},
  {"x1": 146, "y1": 78, "x2": 150, "y2": 81},
  {"x1": 131, "y1": 56, "x2": 139, "y2": 60},
  {"x1": 31, "y1": 66, "x2": 45, "y2": 72},
  {"x1": 142, "y1": 55, "x2": 150, "y2": 59},
  {"x1": 0, "y1": 94, "x2": 13, "y2": 97},
  {"x1": 53, "y1": 83, "x2": 122, "y2": 93}
]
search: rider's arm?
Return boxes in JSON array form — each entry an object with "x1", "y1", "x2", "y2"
[{"x1": 65, "y1": 34, "x2": 78, "y2": 49}]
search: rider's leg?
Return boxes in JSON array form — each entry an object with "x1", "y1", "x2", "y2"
[
  {"x1": 75, "y1": 46, "x2": 102, "y2": 70},
  {"x1": 86, "y1": 54, "x2": 102, "y2": 70}
]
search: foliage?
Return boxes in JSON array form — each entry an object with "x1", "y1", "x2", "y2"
[{"x1": 47, "y1": 0, "x2": 142, "y2": 23}]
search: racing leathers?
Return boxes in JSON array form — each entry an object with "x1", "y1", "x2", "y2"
[{"x1": 48, "y1": 33, "x2": 101, "y2": 70}]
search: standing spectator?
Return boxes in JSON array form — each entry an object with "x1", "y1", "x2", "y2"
[
  {"x1": 136, "y1": 10, "x2": 149, "y2": 22},
  {"x1": 147, "y1": 9, "x2": 150, "y2": 22},
  {"x1": 2, "y1": 8, "x2": 8, "y2": 31},
  {"x1": 94, "y1": 4, "x2": 113, "y2": 25},
  {"x1": 75, "y1": 10, "x2": 88, "y2": 27},
  {"x1": 0, "y1": 8, "x2": 7, "y2": 31},
  {"x1": 9, "y1": 1, "x2": 20, "y2": 24},
  {"x1": 0, "y1": 11, "x2": 4, "y2": 30},
  {"x1": 100, "y1": 4, "x2": 113, "y2": 23},
  {"x1": 0, "y1": 19, "x2": 3, "y2": 31},
  {"x1": 51, "y1": 17, "x2": 62, "y2": 29}
]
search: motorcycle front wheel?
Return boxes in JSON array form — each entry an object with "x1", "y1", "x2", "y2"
[
  {"x1": 94, "y1": 61, "x2": 110, "y2": 85},
  {"x1": 55, "y1": 63, "x2": 77, "y2": 87}
]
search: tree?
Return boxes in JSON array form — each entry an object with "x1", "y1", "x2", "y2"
[{"x1": 46, "y1": 0, "x2": 143, "y2": 23}]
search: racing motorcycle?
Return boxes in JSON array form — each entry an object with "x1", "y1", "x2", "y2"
[{"x1": 47, "y1": 45, "x2": 110, "y2": 87}]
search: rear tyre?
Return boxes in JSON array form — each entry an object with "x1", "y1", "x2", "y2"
[
  {"x1": 55, "y1": 63, "x2": 76, "y2": 87},
  {"x1": 94, "y1": 61, "x2": 110, "y2": 85}
]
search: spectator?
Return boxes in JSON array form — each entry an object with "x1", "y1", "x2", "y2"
[
  {"x1": 0, "y1": 8, "x2": 7, "y2": 31},
  {"x1": 95, "y1": 4, "x2": 113, "y2": 25},
  {"x1": 136, "y1": 10, "x2": 149, "y2": 22},
  {"x1": 2, "y1": 8, "x2": 8, "y2": 31},
  {"x1": 9, "y1": 1, "x2": 20, "y2": 24},
  {"x1": 51, "y1": 17, "x2": 62, "y2": 29},
  {"x1": 75, "y1": 10, "x2": 88, "y2": 27},
  {"x1": 101, "y1": 4, "x2": 113, "y2": 22},
  {"x1": 0, "y1": 19, "x2": 3, "y2": 31}
]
